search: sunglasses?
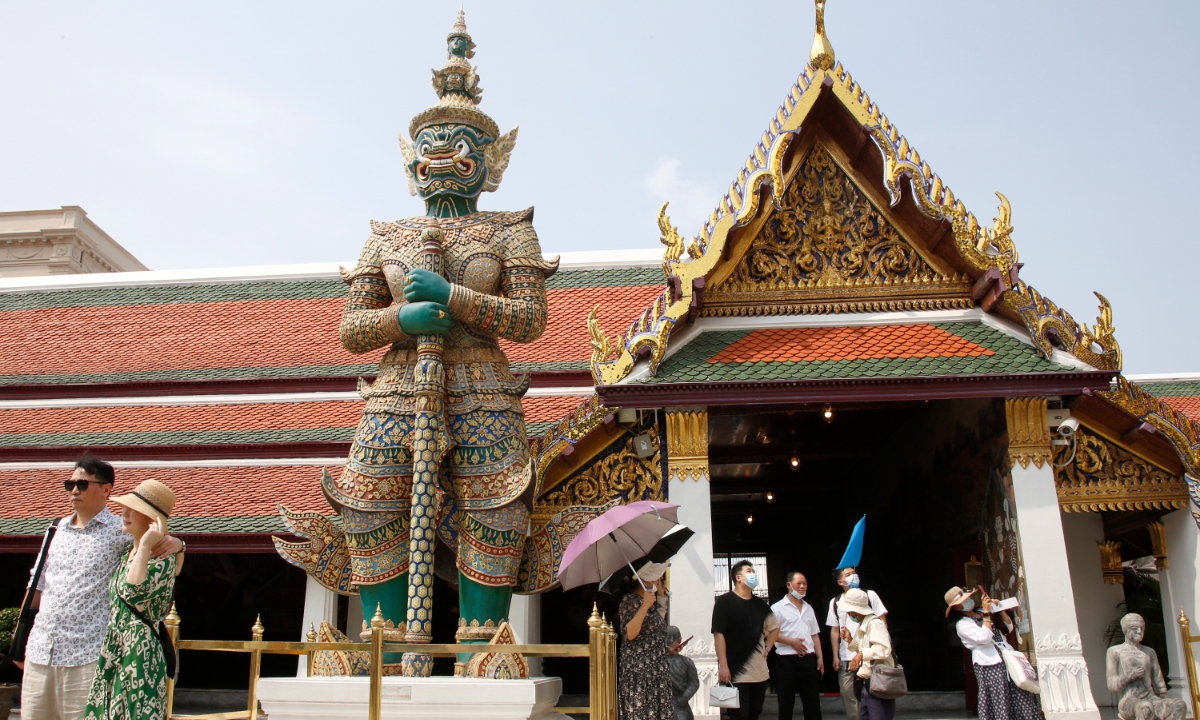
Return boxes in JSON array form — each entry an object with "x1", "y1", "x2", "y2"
[{"x1": 64, "y1": 480, "x2": 111, "y2": 492}]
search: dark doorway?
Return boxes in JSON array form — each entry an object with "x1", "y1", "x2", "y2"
[{"x1": 707, "y1": 398, "x2": 1010, "y2": 694}]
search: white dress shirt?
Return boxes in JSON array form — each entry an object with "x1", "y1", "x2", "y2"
[
  {"x1": 826, "y1": 590, "x2": 887, "y2": 662},
  {"x1": 772, "y1": 595, "x2": 821, "y2": 655}
]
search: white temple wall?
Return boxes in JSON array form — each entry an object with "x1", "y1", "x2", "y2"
[
  {"x1": 1010, "y1": 456, "x2": 1101, "y2": 720},
  {"x1": 1161, "y1": 508, "x2": 1199, "y2": 708},
  {"x1": 508, "y1": 592, "x2": 542, "y2": 677},
  {"x1": 669, "y1": 467, "x2": 719, "y2": 716},
  {"x1": 1061, "y1": 511, "x2": 1124, "y2": 707}
]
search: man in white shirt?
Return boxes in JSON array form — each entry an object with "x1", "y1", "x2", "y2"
[
  {"x1": 826, "y1": 566, "x2": 887, "y2": 720},
  {"x1": 771, "y1": 572, "x2": 823, "y2": 720}
]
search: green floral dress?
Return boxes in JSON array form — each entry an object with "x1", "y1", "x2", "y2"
[{"x1": 84, "y1": 551, "x2": 176, "y2": 720}]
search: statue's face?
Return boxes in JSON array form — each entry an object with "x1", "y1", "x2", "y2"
[
  {"x1": 1125, "y1": 620, "x2": 1145, "y2": 643},
  {"x1": 410, "y1": 123, "x2": 491, "y2": 201}
]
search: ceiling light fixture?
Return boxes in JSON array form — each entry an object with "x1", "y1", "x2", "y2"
[
  {"x1": 745, "y1": 514, "x2": 754, "y2": 525},
  {"x1": 789, "y1": 454, "x2": 800, "y2": 470},
  {"x1": 766, "y1": 490, "x2": 775, "y2": 503},
  {"x1": 823, "y1": 404, "x2": 834, "y2": 423}
]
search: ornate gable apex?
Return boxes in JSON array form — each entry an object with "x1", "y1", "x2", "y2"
[{"x1": 588, "y1": 3, "x2": 1122, "y2": 387}]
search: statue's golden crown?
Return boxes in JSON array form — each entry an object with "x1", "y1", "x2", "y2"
[{"x1": 408, "y1": 10, "x2": 499, "y2": 139}]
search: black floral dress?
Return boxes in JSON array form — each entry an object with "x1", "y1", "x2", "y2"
[{"x1": 618, "y1": 592, "x2": 672, "y2": 720}]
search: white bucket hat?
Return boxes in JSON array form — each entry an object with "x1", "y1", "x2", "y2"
[{"x1": 837, "y1": 588, "x2": 873, "y2": 616}]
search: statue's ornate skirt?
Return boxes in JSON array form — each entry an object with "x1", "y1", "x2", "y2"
[{"x1": 325, "y1": 408, "x2": 532, "y2": 588}]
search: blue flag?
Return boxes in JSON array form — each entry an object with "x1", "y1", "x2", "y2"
[{"x1": 836, "y1": 515, "x2": 866, "y2": 570}]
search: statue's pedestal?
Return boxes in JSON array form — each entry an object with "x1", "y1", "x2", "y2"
[{"x1": 257, "y1": 676, "x2": 568, "y2": 720}]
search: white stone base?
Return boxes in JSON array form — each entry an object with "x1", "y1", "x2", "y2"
[{"x1": 257, "y1": 676, "x2": 568, "y2": 720}]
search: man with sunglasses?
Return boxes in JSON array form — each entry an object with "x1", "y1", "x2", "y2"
[{"x1": 19, "y1": 453, "x2": 183, "y2": 720}]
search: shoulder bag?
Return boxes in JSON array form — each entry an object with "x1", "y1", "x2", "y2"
[
  {"x1": 709, "y1": 681, "x2": 739, "y2": 709},
  {"x1": 997, "y1": 637, "x2": 1039, "y2": 693},
  {"x1": 120, "y1": 596, "x2": 178, "y2": 680},
  {"x1": 865, "y1": 619, "x2": 908, "y2": 700},
  {"x1": 2, "y1": 520, "x2": 60, "y2": 669}
]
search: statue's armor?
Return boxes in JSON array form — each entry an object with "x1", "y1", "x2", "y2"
[{"x1": 328, "y1": 208, "x2": 556, "y2": 588}]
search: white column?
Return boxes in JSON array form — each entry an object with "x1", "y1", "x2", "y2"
[
  {"x1": 670, "y1": 468, "x2": 718, "y2": 717},
  {"x1": 297, "y1": 575, "x2": 338, "y2": 677},
  {"x1": 508, "y1": 593, "x2": 542, "y2": 677},
  {"x1": 1007, "y1": 398, "x2": 1100, "y2": 720},
  {"x1": 1061, "y1": 511, "x2": 1125, "y2": 707},
  {"x1": 1161, "y1": 508, "x2": 1199, "y2": 707}
]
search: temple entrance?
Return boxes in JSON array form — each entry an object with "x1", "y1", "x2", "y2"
[{"x1": 708, "y1": 397, "x2": 1014, "y2": 698}]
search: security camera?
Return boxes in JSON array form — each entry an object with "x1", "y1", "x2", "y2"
[{"x1": 1058, "y1": 417, "x2": 1080, "y2": 434}]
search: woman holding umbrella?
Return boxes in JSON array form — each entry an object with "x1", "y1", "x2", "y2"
[{"x1": 618, "y1": 562, "x2": 673, "y2": 720}]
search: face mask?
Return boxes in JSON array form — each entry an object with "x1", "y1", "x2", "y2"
[
  {"x1": 790, "y1": 589, "x2": 806, "y2": 600},
  {"x1": 846, "y1": 574, "x2": 861, "y2": 589},
  {"x1": 742, "y1": 573, "x2": 759, "y2": 589},
  {"x1": 960, "y1": 598, "x2": 976, "y2": 612}
]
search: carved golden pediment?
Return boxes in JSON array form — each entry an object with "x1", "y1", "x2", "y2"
[
  {"x1": 705, "y1": 144, "x2": 971, "y2": 317},
  {"x1": 1055, "y1": 425, "x2": 1189, "y2": 512}
]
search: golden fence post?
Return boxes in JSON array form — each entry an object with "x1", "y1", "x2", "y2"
[
  {"x1": 164, "y1": 603, "x2": 180, "y2": 719},
  {"x1": 305, "y1": 623, "x2": 318, "y2": 677},
  {"x1": 603, "y1": 615, "x2": 618, "y2": 720},
  {"x1": 1180, "y1": 610, "x2": 1200, "y2": 720},
  {"x1": 369, "y1": 604, "x2": 385, "y2": 720},
  {"x1": 587, "y1": 604, "x2": 602, "y2": 718},
  {"x1": 248, "y1": 614, "x2": 264, "y2": 720}
]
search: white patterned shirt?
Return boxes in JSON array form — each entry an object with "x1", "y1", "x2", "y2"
[{"x1": 26, "y1": 509, "x2": 132, "y2": 667}]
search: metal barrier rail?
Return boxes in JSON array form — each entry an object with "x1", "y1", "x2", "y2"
[
  {"x1": 164, "y1": 603, "x2": 618, "y2": 720},
  {"x1": 1179, "y1": 609, "x2": 1200, "y2": 720}
]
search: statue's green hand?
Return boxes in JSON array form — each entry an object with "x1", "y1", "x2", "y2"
[
  {"x1": 404, "y1": 268, "x2": 451, "y2": 305},
  {"x1": 398, "y1": 302, "x2": 453, "y2": 336}
]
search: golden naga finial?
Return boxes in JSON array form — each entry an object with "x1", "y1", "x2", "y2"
[{"x1": 810, "y1": 0, "x2": 835, "y2": 70}]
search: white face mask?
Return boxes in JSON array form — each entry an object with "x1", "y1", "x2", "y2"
[
  {"x1": 790, "y1": 589, "x2": 806, "y2": 600},
  {"x1": 846, "y1": 573, "x2": 861, "y2": 589},
  {"x1": 960, "y1": 598, "x2": 976, "y2": 612}
]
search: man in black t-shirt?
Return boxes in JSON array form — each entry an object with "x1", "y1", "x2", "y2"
[{"x1": 712, "y1": 560, "x2": 779, "y2": 720}]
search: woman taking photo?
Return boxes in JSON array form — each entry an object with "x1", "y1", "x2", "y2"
[
  {"x1": 840, "y1": 588, "x2": 896, "y2": 720},
  {"x1": 945, "y1": 586, "x2": 1039, "y2": 720},
  {"x1": 85, "y1": 480, "x2": 181, "y2": 720},
  {"x1": 617, "y1": 562, "x2": 673, "y2": 720}
]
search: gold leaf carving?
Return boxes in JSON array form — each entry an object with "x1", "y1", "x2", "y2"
[
  {"x1": 1054, "y1": 425, "x2": 1189, "y2": 513},
  {"x1": 666, "y1": 410, "x2": 708, "y2": 482},
  {"x1": 536, "y1": 428, "x2": 664, "y2": 525},
  {"x1": 1005, "y1": 397, "x2": 1051, "y2": 470}
]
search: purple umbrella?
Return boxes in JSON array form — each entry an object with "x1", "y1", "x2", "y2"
[{"x1": 557, "y1": 501, "x2": 684, "y2": 591}]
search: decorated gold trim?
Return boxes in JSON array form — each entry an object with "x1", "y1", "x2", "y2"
[
  {"x1": 1097, "y1": 540, "x2": 1124, "y2": 584},
  {"x1": 1006, "y1": 397, "x2": 1051, "y2": 470},
  {"x1": 666, "y1": 410, "x2": 708, "y2": 482},
  {"x1": 1055, "y1": 424, "x2": 1189, "y2": 513},
  {"x1": 455, "y1": 618, "x2": 498, "y2": 642},
  {"x1": 1148, "y1": 521, "x2": 1169, "y2": 569},
  {"x1": 534, "y1": 427, "x2": 664, "y2": 527}
]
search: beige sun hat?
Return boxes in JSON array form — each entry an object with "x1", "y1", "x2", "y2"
[
  {"x1": 943, "y1": 586, "x2": 977, "y2": 617},
  {"x1": 837, "y1": 588, "x2": 873, "y2": 616},
  {"x1": 636, "y1": 562, "x2": 669, "y2": 582},
  {"x1": 112, "y1": 479, "x2": 176, "y2": 524}
]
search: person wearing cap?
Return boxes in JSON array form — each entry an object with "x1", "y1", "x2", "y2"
[
  {"x1": 945, "y1": 586, "x2": 1039, "y2": 720},
  {"x1": 84, "y1": 479, "x2": 182, "y2": 720},
  {"x1": 827, "y1": 567, "x2": 887, "y2": 720},
  {"x1": 20, "y1": 455, "x2": 183, "y2": 720},
  {"x1": 712, "y1": 559, "x2": 779, "y2": 720},
  {"x1": 772, "y1": 572, "x2": 824, "y2": 720},
  {"x1": 840, "y1": 588, "x2": 895, "y2": 720},
  {"x1": 617, "y1": 562, "x2": 674, "y2": 720}
]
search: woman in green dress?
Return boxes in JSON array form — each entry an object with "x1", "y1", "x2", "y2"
[{"x1": 85, "y1": 479, "x2": 180, "y2": 720}]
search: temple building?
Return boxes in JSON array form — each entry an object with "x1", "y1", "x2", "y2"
[
  {"x1": 1, "y1": 10, "x2": 1198, "y2": 720},
  {"x1": 0, "y1": 207, "x2": 146, "y2": 277}
]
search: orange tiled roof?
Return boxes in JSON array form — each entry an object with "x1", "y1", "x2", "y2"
[
  {"x1": 707, "y1": 325, "x2": 995, "y2": 364},
  {"x1": 1160, "y1": 396, "x2": 1200, "y2": 423}
]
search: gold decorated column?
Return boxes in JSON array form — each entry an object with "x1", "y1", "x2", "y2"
[
  {"x1": 1006, "y1": 396, "x2": 1052, "y2": 470},
  {"x1": 666, "y1": 409, "x2": 709, "y2": 482}
]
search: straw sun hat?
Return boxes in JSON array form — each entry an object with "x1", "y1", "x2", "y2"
[
  {"x1": 943, "y1": 586, "x2": 978, "y2": 617},
  {"x1": 112, "y1": 479, "x2": 176, "y2": 524}
]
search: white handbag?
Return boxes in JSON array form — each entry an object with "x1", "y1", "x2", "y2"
[
  {"x1": 1002, "y1": 649, "x2": 1040, "y2": 694},
  {"x1": 709, "y1": 682, "x2": 740, "y2": 709}
]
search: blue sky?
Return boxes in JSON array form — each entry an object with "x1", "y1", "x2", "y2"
[{"x1": 2, "y1": 1, "x2": 1198, "y2": 373}]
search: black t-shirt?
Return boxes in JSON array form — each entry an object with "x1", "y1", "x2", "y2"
[{"x1": 711, "y1": 591, "x2": 772, "y2": 680}]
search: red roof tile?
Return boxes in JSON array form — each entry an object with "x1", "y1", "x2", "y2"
[
  {"x1": 0, "y1": 466, "x2": 331, "y2": 520},
  {"x1": 707, "y1": 325, "x2": 995, "y2": 364},
  {"x1": 500, "y1": 286, "x2": 665, "y2": 363},
  {"x1": 1161, "y1": 396, "x2": 1200, "y2": 423}
]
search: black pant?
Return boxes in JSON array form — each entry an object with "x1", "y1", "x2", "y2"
[
  {"x1": 858, "y1": 685, "x2": 896, "y2": 720},
  {"x1": 728, "y1": 680, "x2": 767, "y2": 720},
  {"x1": 776, "y1": 654, "x2": 823, "y2": 720}
]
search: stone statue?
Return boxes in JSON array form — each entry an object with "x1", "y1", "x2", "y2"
[
  {"x1": 665, "y1": 626, "x2": 699, "y2": 720},
  {"x1": 1106, "y1": 613, "x2": 1187, "y2": 720},
  {"x1": 327, "y1": 10, "x2": 556, "y2": 676}
]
